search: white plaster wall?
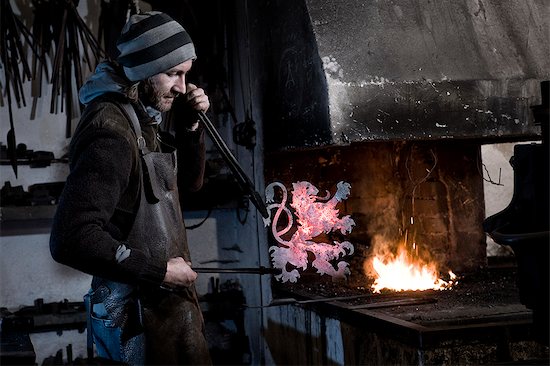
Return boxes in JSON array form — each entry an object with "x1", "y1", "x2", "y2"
[{"x1": 0, "y1": 234, "x2": 91, "y2": 307}]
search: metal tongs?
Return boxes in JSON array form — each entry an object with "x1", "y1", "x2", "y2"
[{"x1": 198, "y1": 111, "x2": 269, "y2": 218}]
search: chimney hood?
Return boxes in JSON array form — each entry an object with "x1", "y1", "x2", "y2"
[{"x1": 262, "y1": 0, "x2": 549, "y2": 151}]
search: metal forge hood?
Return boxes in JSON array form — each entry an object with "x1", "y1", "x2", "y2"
[{"x1": 263, "y1": 0, "x2": 550, "y2": 151}]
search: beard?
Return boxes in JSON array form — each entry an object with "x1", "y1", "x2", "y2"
[{"x1": 140, "y1": 78, "x2": 178, "y2": 112}]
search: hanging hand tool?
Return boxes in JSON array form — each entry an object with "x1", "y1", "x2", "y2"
[
  {"x1": 197, "y1": 111, "x2": 269, "y2": 218},
  {"x1": 1, "y1": 0, "x2": 35, "y2": 177},
  {"x1": 38, "y1": 0, "x2": 104, "y2": 137}
]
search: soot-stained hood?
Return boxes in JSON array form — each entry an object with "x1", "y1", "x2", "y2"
[{"x1": 262, "y1": 0, "x2": 549, "y2": 151}]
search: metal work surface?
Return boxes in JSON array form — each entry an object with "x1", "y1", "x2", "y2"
[{"x1": 274, "y1": 266, "x2": 539, "y2": 348}]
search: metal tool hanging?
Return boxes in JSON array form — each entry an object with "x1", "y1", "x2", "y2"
[
  {"x1": 32, "y1": 0, "x2": 104, "y2": 137},
  {"x1": 1, "y1": 0, "x2": 35, "y2": 177}
]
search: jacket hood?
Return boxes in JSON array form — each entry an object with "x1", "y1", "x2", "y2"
[{"x1": 79, "y1": 61, "x2": 133, "y2": 105}]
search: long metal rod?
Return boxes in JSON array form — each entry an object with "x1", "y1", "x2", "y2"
[
  {"x1": 160, "y1": 266, "x2": 278, "y2": 293},
  {"x1": 244, "y1": 294, "x2": 374, "y2": 308},
  {"x1": 345, "y1": 297, "x2": 437, "y2": 310},
  {"x1": 198, "y1": 111, "x2": 269, "y2": 218},
  {"x1": 193, "y1": 266, "x2": 277, "y2": 275}
]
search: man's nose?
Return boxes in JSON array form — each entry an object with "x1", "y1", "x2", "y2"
[{"x1": 173, "y1": 75, "x2": 186, "y2": 94}]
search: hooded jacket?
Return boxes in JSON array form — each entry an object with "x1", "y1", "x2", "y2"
[{"x1": 50, "y1": 61, "x2": 206, "y2": 287}]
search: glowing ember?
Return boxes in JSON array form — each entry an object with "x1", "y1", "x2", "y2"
[
  {"x1": 370, "y1": 247, "x2": 457, "y2": 293},
  {"x1": 264, "y1": 181, "x2": 355, "y2": 283}
]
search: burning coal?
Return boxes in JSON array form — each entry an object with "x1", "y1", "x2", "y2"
[{"x1": 364, "y1": 235, "x2": 458, "y2": 293}]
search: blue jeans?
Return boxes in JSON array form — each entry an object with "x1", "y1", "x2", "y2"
[{"x1": 85, "y1": 282, "x2": 145, "y2": 365}]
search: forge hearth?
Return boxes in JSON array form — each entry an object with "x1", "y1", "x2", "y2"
[
  {"x1": 263, "y1": 141, "x2": 548, "y2": 364},
  {"x1": 277, "y1": 266, "x2": 525, "y2": 322},
  {"x1": 267, "y1": 266, "x2": 549, "y2": 365}
]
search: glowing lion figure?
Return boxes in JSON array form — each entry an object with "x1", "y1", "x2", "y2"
[{"x1": 264, "y1": 181, "x2": 355, "y2": 283}]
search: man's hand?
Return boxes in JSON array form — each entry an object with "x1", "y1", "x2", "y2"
[
  {"x1": 184, "y1": 83, "x2": 210, "y2": 112},
  {"x1": 183, "y1": 83, "x2": 209, "y2": 131},
  {"x1": 163, "y1": 257, "x2": 197, "y2": 288}
]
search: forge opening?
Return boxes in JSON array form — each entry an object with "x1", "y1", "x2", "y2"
[{"x1": 265, "y1": 140, "x2": 486, "y2": 289}]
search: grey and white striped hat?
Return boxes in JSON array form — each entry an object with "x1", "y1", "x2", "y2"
[{"x1": 116, "y1": 11, "x2": 196, "y2": 82}]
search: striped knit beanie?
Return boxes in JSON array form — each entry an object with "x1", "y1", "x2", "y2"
[{"x1": 116, "y1": 11, "x2": 196, "y2": 82}]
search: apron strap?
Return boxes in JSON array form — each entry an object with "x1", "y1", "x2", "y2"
[
  {"x1": 119, "y1": 102, "x2": 149, "y2": 156},
  {"x1": 118, "y1": 102, "x2": 163, "y2": 202}
]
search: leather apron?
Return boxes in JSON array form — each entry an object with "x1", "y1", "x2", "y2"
[{"x1": 85, "y1": 103, "x2": 211, "y2": 365}]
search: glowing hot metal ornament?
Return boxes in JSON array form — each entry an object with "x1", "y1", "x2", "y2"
[{"x1": 264, "y1": 181, "x2": 355, "y2": 282}]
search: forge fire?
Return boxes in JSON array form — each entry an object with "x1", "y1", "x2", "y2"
[{"x1": 366, "y1": 244, "x2": 458, "y2": 293}]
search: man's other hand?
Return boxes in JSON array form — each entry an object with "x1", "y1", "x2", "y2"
[{"x1": 163, "y1": 256, "x2": 197, "y2": 288}]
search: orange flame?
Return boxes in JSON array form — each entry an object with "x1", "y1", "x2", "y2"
[{"x1": 369, "y1": 247, "x2": 457, "y2": 293}]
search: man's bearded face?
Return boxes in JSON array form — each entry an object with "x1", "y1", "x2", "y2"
[
  {"x1": 141, "y1": 60, "x2": 192, "y2": 112},
  {"x1": 142, "y1": 76, "x2": 178, "y2": 112}
]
